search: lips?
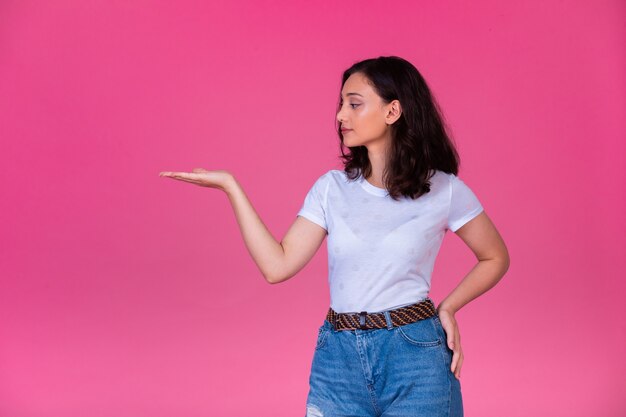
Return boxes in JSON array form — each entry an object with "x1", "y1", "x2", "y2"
[{"x1": 341, "y1": 128, "x2": 352, "y2": 133}]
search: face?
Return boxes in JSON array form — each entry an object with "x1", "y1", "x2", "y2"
[{"x1": 336, "y1": 72, "x2": 401, "y2": 150}]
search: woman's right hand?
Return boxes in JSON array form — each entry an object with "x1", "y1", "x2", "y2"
[
  {"x1": 158, "y1": 166, "x2": 327, "y2": 285},
  {"x1": 159, "y1": 168, "x2": 235, "y2": 193}
]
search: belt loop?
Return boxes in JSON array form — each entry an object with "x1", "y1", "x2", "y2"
[
  {"x1": 383, "y1": 311, "x2": 394, "y2": 330},
  {"x1": 358, "y1": 311, "x2": 367, "y2": 329}
]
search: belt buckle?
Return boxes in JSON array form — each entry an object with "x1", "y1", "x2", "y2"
[{"x1": 358, "y1": 311, "x2": 368, "y2": 329}]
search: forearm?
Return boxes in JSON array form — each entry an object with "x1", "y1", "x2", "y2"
[
  {"x1": 224, "y1": 176, "x2": 284, "y2": 284},
  {"x1": 437, "y1": 258, "x2": 509, "y2": 315}
]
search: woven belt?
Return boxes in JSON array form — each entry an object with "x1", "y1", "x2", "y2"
[{"x1": 326, "y1": 298, "x2": 437, "y2": 331}]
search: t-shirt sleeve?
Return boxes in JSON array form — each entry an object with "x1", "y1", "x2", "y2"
[
  {"x1": 297, "y1": 172, "x2": 330, "y2": 231},
  {"x1": 447, "y1": 174, "x2": 484, "y2": 232}
]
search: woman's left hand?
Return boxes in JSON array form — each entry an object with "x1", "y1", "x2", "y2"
[{"x1": 437, "y1": 308, "x2": 463, "y2": 379}]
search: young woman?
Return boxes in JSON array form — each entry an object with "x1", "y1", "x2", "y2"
[{"x1": 160, "y1": 56, "x2": 509, "y2": 417}]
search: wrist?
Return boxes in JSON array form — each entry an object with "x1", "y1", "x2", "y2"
[
  {"x1": 223, "y1": 174, "x2": 239, "y2": 196},
  {"x1": 437, "y1": 304, "x2": 457, "y2": 315}
]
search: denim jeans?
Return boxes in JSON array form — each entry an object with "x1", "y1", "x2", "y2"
[{"x1": 305, "y1": 301, "x2": 463, "y2": 417}]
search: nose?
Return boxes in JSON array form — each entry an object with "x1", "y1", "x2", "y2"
[{"x1": 336, "y1": 109, "x2": 346, "y2": 124}]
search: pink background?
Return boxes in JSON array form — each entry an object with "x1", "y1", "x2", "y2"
[{"x1": 1, "y1": 1, "x2": 624, "y2": 416}]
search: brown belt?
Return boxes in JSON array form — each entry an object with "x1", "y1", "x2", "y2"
[{"x1": 326, "y1": 297, "x2": 437, "y2": 331}]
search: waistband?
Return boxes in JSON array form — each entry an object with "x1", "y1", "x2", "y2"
[{"x1": 325, "y1": 297, "x2": 438, "y2": 331}]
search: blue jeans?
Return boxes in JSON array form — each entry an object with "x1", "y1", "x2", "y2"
[{"x1": 305, "y1": 301, "x2": 463, "y2": 417}]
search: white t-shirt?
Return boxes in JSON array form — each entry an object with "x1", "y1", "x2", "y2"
[{"x1": 297, "y1": 169, "x2": 484, "y2": 313}]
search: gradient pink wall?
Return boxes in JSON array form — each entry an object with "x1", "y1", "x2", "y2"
[{"x1": 1, "y1": 1, "x2": 624, "y2": 416}]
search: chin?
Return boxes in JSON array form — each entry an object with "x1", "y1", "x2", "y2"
[{"x1": 343, "y1": 137, "x2": 361, "y2": 147}]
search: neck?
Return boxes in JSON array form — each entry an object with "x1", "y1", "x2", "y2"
[{"x1": 366, "y1": 142, "x2": 388, "y2": 187}]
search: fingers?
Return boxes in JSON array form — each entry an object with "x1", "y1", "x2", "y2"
[
  {"x1": 159, "y1": 171, "x2": 191, "y2": 179},
  {"x1": 159, "y1": 170, "x2": 208, "y2": 178},
  {"x1": 451, "y1": 346, "x2": 463, "y2": 379},
  {"x1": 161, "y1": 166, "x2": 213, "y2": 176},
  {"x1": 438, "y1": 311, "x2": 463, "y2": 379},
  {"x1": 158, "y1": 171, "x2": 201, "y2": 183},
  {"x1": 449, "y1": 328, "x2": 462, "y2": 379},
  {"x1": 450, "y1": 343, "x2": 461, "y2": 378},
  {"x1": 450, "y1": 337, "x2": 457, "y2": 373},
  {"x1": 159, "y1": 171, "x2": 185, "y2": 177}
]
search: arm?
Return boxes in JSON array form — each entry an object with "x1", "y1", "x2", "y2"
[
  {"x1": 435, "y1": 210, "x2": 509, "y2": 379},
  {"x1": 159, "y1": 168, "x2": 328, "y2": 285},
  {"x1": 224, "y1": 175, "x2": 327, "y2": 284},
  {"x1": 437, "y1": 210, "x2": 510, "y2": 315}
]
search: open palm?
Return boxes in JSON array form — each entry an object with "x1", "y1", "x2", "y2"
[{"x1": 159, "y1": 168, "x2": 233, "y2": 191}]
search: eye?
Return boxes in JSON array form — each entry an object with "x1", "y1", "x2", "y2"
[{"x1": 350, "y1": 104, "x2": 360, "y2": 109}]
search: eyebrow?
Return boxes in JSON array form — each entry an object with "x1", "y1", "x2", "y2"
[{"x1": 340, "y1": 92, "x2": 364, "y2": 99}]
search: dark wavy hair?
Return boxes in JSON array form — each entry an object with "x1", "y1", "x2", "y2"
[{"x1": 336, "y1": 56, "x2": 461, "y2": 201}]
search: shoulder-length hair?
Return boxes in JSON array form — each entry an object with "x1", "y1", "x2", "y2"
[{"x1": 336, "y1": 56, "x2": 461, "y2": 201}]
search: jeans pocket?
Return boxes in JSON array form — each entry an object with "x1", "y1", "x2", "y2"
[
  {"x1": 432, "y1": 315, "x2": 447, "y2": 340},
  {"x1": 397, "y1": 317, "x2": 443, "y2": 347},
  {"x1": 433, "y1": 315, "x2": 455, "y2": 362},
  {"x1": 315, "y1": 324, "x2": 330, "y2": 350}
]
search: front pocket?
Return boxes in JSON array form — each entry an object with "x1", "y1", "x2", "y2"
[
  {"x1": 397, "y1": 318, "x2": 443, "y2": 347},
  {"x1": 315, "y1": 326, "x2": 330, "y2": 350}
]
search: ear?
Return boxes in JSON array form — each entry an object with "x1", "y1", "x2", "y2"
[{"x1": 386, "y1": 99, "x2": 402, "y2": 124}]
